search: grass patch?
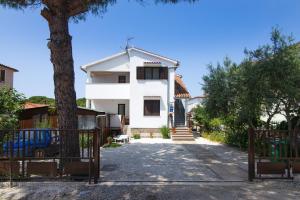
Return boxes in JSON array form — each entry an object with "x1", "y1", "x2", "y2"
[{"x1": 103, "y1": 143, "x2": 122, "y2": 148}]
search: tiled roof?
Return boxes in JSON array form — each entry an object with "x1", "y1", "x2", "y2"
[
  {"x1": 24, "y1": 102, "x2": 49, "y2": 109},
  {"x1": 175, "y1": 75, "x2": 191, "y2": 98},
  {"x1": 0, "y1": 63, "x2": 18, "y2": 72}
]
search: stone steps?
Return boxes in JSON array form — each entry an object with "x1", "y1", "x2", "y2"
[{"x1": 172, "y1": 127, "x2": 195, "y2": 141}]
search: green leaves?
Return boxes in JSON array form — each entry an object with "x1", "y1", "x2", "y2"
[
  {"x1": 202, "y1": 27, "x2": 300, "y2": 130},
  {"x1": 0, "y1": 87, "x2": 25, "y2": 129},
  {"x1": 0, "y1": 0, "x2": 198, "y2": 21}
]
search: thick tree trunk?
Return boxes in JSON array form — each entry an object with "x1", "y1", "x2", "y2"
[{"x1": 43, "y1": 8, "x2": 80, "y2": 158}]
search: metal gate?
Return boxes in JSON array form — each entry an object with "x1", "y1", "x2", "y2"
[
  {"x1": 0, "y1": 129, "x2": 100, "y2": 184},
  {"x1": 248, "y1": 128, "x2": 300, "y2": 181}
]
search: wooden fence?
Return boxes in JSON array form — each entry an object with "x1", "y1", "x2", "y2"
[{"x1": 248, "y1": 128, "x2": 300, "y2": 181}]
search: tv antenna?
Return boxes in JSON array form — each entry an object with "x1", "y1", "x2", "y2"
[{"x1": 125, "y1": 36, "x2": 134, "y2": 49}]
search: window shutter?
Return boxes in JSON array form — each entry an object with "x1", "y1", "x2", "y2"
[
  {"x1": 159, "y1": 67, "x2": 168, "y2": 80},
  {"x1": 136, "y1": 67, "x2": 144, "y2": 80}
]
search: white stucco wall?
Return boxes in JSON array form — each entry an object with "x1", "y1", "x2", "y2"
[
  {"x1": 87, "y1": 53, "x2": 130, "y2": 72},
  {"x1": 128, "y1": 50, "x2": 173, "y2": 129},
  {"x1": 86, "y1": 83, "x2": 130, "y2": 99}
]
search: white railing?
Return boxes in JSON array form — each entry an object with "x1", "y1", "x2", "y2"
[{"x1": 85, "y1": 83, "x2": 130, "y2": 99}]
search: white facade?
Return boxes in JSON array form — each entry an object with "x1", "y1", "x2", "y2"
[
  {"x1": 186, "y1": 97, "x2": 204, "y2": 113},
  {"x1": 82, "y1": 47, "x2": 181, "y2": 133}
]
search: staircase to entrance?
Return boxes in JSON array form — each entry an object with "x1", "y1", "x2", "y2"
[{"x1": 172, "y1": 126, "x2": 194, "y2": 141}]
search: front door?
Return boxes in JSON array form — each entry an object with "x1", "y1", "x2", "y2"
[{"x1": 174, "y1": 99, "x2": 185, "y2": 127}]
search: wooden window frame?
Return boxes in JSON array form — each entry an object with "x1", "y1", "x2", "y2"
[
  {"x1": 137, "y1": 67, "x2": 168, "y2": 80},
  {"x1": 144, "y1": 100, "x2": 160, "y2": 116}
]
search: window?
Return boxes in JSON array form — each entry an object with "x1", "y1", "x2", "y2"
[
  {"x1": 144, "y1": 100, "x2": 160, "y2": 116},
  {"x1": 118, "y1": 76, "x2": 126, "y2": 83},
  {"x1": 0, "y1": 70, "x2": 5, "y2": 82},
  {"x1": 136, "y1": 67, "x2": 168, "y2": 80},
  {"x1": 144, "y1": 67, "x2": 152, "y2": 79},
  {"x1": 152, "y1": 68, "x2": 160, "y2": 79},
  {"x1": 118, "y1": 104, "x2": 126, "y2": 115}
]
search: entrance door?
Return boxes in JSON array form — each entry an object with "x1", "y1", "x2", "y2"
[{"x1": 174, "y1": 99, "x2": 185, "y2": 127}]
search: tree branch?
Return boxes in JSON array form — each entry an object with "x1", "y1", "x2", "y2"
[
  {"x1": 68, "y1": 1, "x2": 88, "y2": 17},
  {"x1": 41, "y1": 7, "x2": 52, "y2": 22}
]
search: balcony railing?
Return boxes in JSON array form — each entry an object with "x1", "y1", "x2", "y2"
[{"x1": 85, "y1": 83, "x2": 130, "y2": 99}]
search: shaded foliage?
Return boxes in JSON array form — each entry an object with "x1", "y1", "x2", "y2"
[{"x1": 0, "y1": 87, "x2": 25, "y2": 129}]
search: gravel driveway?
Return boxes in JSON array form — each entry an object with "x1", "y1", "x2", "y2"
[{"x1": 100, "y1": 137, "x2": 248, "y2": 182}]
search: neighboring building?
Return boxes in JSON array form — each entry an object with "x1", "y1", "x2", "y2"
[
  {"x1": 0, "y1": 64, "x2": 18, "y2": 89},
  {"x1": 81, "y1": 47, "x2": 190, "y2": 137},
  {"x1": 20, "y1": 102, "x2": 103, "y2": 129},
  {"x1": 186, "y1": 96, "x2": 206, "y2": 113}
]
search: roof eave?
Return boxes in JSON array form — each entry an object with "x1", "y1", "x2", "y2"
[
  {"x1": 129, "y1": 47, "x2": 180, "y2": 66},
  {"x1": 80, "y1": 51, "x2": 127, "y2": 72},
  {"x1": 0, "y1": 64, "x2": 19, "y2": 72}
]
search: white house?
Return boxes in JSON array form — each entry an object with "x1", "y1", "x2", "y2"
[{"x1": 81, "y1": 47, "x2": 190, "y2": 137}]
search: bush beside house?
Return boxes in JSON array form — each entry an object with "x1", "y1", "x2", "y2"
[{"x1": 160, "y1": 126, "x2": 170, "y2": 139}]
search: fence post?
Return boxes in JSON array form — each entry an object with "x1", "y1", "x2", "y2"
[
  {"x1": 9, "y1": 130, "x2": 13, "y2": 188},
  {"x1": 248, "y1": 128, "x2": 255, "y2": 181},
  {"x1": 94, "y1": 128, "x2": 100, "y2": 184}
]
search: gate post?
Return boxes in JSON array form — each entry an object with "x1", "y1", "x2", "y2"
[
  {"x1": 248, "y1": 128, "x2": 255, "y2": 181},
  {"x1": 94, "y1": 128, "x2": 100, "y2": 184}
]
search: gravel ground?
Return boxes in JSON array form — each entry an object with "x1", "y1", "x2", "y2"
[{"x1": 1, "y1": 181, "x2": 300, "y2": 200}]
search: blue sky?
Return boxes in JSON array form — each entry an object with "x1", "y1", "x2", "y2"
[{"x1": 0, "y1": 0, "x2": 300, "y2": 98}]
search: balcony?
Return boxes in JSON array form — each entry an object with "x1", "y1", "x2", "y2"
[{"x1": 86, "y1": 83, "x2": 130, "y2": 99}]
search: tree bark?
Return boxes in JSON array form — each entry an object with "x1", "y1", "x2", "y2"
[{"x1": 42, "y1": 6, "x2": 80, "y2": 158}]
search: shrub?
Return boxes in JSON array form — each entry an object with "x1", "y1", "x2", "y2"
[
  {"x1": 160, "y1": 125, "x2": 170, "y2": 139},
  {"x1": 133, "y1": 133, "x2": 141, "y2": 139},
  {"x1": 202, "y1": 131, "x2": 225, "y2": 143},
  {"x1": 209, "y1": 118, "x2": 224, "y2": 131},
  {"x1": 224, "y1": 129, "x2": 248, "y2": 150}
]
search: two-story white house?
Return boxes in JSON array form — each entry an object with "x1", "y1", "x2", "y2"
[{"x1": 81, "y1": 47, "x2": 190, "y2": 137}]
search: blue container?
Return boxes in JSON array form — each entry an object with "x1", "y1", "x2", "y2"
[{"x1": 2, "y1": 129, "x2": 52, "y2": 157}]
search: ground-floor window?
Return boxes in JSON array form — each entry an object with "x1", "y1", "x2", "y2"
[{"x1": 144, "y1": 100, "x2": 160, "y2": 116}]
